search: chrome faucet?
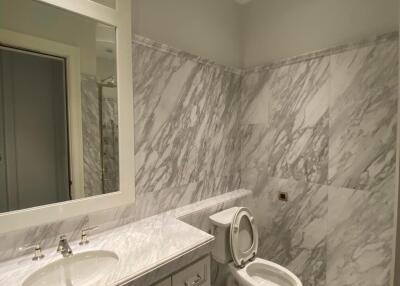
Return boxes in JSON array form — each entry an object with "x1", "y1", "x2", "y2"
[{"x1": 57, "y1": 235, "x2": 73, "y2": 257}]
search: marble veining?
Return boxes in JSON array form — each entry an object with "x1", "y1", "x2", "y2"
[
  {"x1": 327, "y1": 175, "x2": 395, "y2": 286},
  {"x1": 328, "y1": 40, "x2": 398, "y2": 190},
  {"x1": 241, "y1": 56, "x2": 330, "y2": 184},
  {"x1": 239, "y1": 33, "x2": 398, "y2": 286},
  {"x1": 133, "y1": 40, "x2": 241, "y2": 196},
  {"x1": 0, "y1": 215, "x2": 214, "y2": 286},
  {"x1": 81, "y1": 74, "x2": 102, "y2": 197}
]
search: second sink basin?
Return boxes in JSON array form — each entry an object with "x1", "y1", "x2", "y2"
[{"x1": 23, "y1": 250, "x2": 119, "y2": 286}]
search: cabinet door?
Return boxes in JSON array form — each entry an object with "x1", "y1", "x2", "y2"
[
  {"x1": 172, "y1": 256, "x2": 211, "y2": 286},
  {"x1": 153, "y1": 277, "x2": 172, "y2": 286}
]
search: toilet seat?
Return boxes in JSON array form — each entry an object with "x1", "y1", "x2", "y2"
[
  {"x1": 228, "y1": 208, "x2": 302, "y2": 286},
  {"x1": 229, "y1": 207, "x2": 258, "y2": 267}
]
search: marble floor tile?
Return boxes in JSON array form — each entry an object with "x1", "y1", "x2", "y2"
[
  {"x1": 328, "y1": 40, "x2": 398, "y2": 190},
  {"x1": 327, "y1": 175, "x2": 395, "y2": 286}
]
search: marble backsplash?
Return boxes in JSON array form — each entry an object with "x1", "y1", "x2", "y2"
[{"x1": 240, "y1": 32, "x2": 398, "y2": 286}]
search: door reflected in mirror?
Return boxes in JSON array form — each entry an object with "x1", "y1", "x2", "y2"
[{"x1": 0, "y1": 0, "x2": 119, "y2": 213}]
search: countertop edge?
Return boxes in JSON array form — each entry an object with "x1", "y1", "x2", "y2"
[{"x1": 113, "y1": 235, "x2": 215, "y2": 286}]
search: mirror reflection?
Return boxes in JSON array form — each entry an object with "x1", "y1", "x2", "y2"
[{"x1": 0, "y1": 0, "x2": 119, "y2": 213}]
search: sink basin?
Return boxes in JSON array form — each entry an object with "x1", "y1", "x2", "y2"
[{"x1": 23, "y1": 250, "x2": 119, "y2": 286}]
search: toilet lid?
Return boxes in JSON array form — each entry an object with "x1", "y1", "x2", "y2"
[{"x1": 229, "y1": 207, "x2": 258, "y2": 267}]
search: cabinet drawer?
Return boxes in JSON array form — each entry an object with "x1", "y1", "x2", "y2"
[
  {"x1": 153, "y1": 276, "x2": 172, "y2": 286},
  {"x1": 172, "y1": 256, "x2": 210, "y2": 286}
]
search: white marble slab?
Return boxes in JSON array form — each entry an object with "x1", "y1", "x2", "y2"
[{"x1": 0, "y1": 215, "x2": 213, "y2": 286}]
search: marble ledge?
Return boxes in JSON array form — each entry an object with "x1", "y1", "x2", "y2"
[
  {"x1": 134, "y1": 31, "x2": 398, "y2": 76},
  {"x1": 244, "y1": 31, "x2": 398, "y2": 74},
  {"x1": 169, "y1": 188, "x2": 252, "y2": 219},
  {"x1": 0, "y1": 189, "x2": 253, "y2": 286}
]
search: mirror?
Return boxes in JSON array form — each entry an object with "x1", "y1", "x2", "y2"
[{"x1": 0, "y1": 0, "x2": 119, "y2": 213}]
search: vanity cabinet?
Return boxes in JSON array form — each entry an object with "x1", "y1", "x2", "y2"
[
  {"x1": 152, "y1": 256, "x2": 211, "y2": 286},
  {"x1": 153, "y1": 277, "x2": 172, "y2": 286}
]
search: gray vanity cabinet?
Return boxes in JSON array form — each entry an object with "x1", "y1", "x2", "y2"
[
  {"x1": 153, "y1": 277, "x2": 172, "y2": 286},
  {"x1": 152, "y1": 256, "x2": 211, "y2": 286},
  {"x1": 172, "y1": 256, "x2": 210, "y2": 286}
]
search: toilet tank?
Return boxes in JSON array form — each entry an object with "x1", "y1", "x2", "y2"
[{"x1": 209, "y1": 207, "x2": 239, "y2": 264}]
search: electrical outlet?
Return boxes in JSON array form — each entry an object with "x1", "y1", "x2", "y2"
[{"x1": 278, "y1": 192, "x2": 288, "y2": 202}]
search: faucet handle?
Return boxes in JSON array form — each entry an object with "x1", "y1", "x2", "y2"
[
  {"x1": 79, "y1": 225, "x2": 99, "y2": 245},
  {"x1": 19, "y1": 243, "x2": 45, "y2": 261}
]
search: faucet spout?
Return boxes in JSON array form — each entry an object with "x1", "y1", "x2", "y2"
[{"x1": 57, "y1": 235, "x2": 73, "y2": 257}]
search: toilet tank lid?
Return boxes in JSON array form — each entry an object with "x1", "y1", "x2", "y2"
[{"x1": 209, "y1": 207, "x2": 240, "y2": 227}]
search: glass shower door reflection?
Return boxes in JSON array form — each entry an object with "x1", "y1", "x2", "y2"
[{"x1": 99, "y1": 85, "x2": 119, "y2": 194}]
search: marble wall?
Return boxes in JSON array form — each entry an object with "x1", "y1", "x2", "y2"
[
  {"x1": 133, "y1": 35, "x2": 242, "y2": 206},
  {"x1": 240, "y1": 33, "x2": 398, "y2": 286}
]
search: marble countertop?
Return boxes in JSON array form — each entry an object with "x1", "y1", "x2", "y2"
[{"x1": 0, "y1": 215, "x2": 214, "y2": 286}]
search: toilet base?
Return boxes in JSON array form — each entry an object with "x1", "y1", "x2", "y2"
[{"x1": 228, "y1": 258, "x2": 302, "y2": 286}]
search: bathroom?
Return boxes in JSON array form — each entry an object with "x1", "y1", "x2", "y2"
[{"x1": 0, "y1": 0, "x2": 399, "y2": 285}]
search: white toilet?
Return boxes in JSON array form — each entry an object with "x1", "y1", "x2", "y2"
[{"x1": 209, "y1": 207, "x2": 302, "y2": 286}]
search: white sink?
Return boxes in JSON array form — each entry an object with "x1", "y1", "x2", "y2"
[{"x1": 22, "y1": 250, "x2": 119, "y2": 286}]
